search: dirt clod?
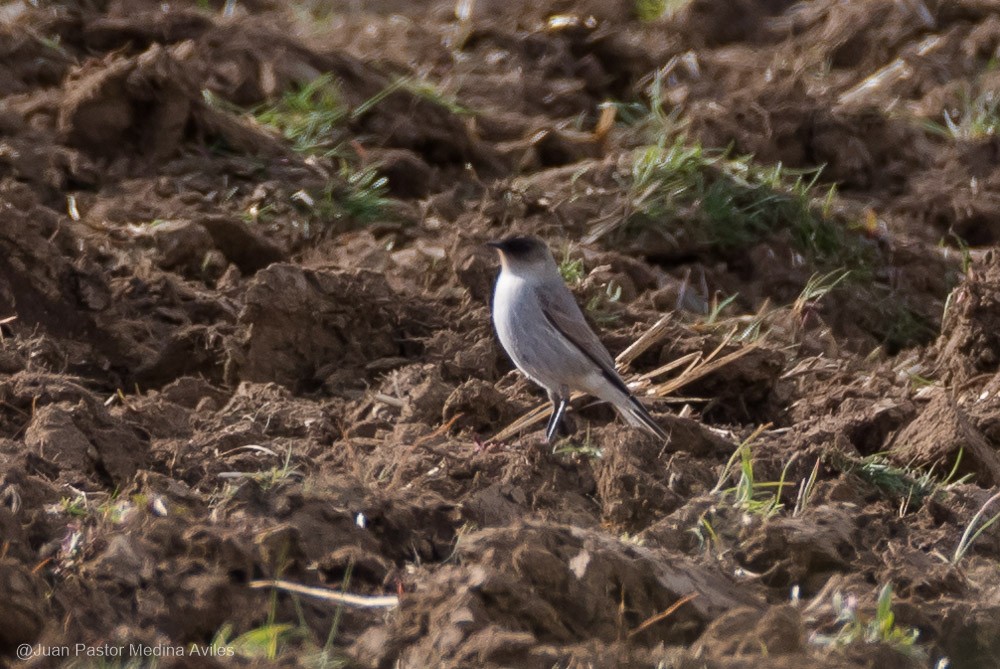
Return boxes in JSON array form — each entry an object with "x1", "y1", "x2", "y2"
[
  {"x1": 937, "y1": 250, "x2": 1000, "y2": 384},
  {"x1": 891, "y1": 391, "x2": 1000, "y2": 485},
  {"x1": 226, "y1": 264, "x2": 429, "y2": 391},
  {"x1": 0, "y1": 559, "x2": 47, "y2": 657},
  {"x1": 25, "y1": 401, "x2": 148, "y2": 486}
]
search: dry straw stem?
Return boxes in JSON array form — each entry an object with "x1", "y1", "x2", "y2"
[
  {"x1": 0, "y1": 314, "x2": 16, "y2": 342},
  {"x1": 836, "y1": 59, "x2": 913, "y2": 110},
  {"x1": 249, "y1": 579, "x2": 399, "y2": 609},
  {"x1": 492, "y1": 320, "x2": 759, "y2": 441},
  {"x1": 627, "y1": 592, "x2": 699, "y2": 639},
  {"x1": 952, "y1": 490, "x2": 1000, "y2": 564}
]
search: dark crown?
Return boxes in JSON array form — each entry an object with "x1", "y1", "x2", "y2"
[{"x1": 488, "y1": 236, "x2": 545, "y2": 258}]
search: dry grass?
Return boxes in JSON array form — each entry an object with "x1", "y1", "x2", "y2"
[{"x1": 491, "y1": 320, "x2": 759, "y2": 441}]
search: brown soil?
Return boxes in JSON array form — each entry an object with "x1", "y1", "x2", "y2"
[{"x1": 2, "y1": 1, "x2": 1000, "y2": 668}]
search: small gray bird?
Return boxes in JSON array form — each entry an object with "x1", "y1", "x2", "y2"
[{"x1": 488, "y1": 235, "x2": 667, "y2": 442}]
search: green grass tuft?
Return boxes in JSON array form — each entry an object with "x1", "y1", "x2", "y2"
[
  {"x1": 923, "y1": 90, "x2": 1000, "y2": 141},
  {"x1": 338, "y1": 166, "x2": 392, "y2": 223},
  {"x1": 812, "y1": 584, "x2": 926, "y2": 660},
  {"x1": 608, "y1": 109, "x2": 935, "y2": 350},
  {"x1": 245, "y1": 76, "x2": 394, "y2": 227},
  {"x1": 712, "y1": 424, "x2": 788, "y2": 519},
  {"x1": 558, "y1": 251, "x2": 585, "y2": 285},
  {"x1": 253, "y1": 74, "x2": 347, "y2": 157},
  {"x1": 634, "y1": 0, "x2": 691, "y2": 22},
  {"x1": 552, "y1": 427, "x2": 603, "y2": 459},
  {"x1": 832, "y1": 449, "x2": 970, "y2": 514},
  {"x1": 620, "y1": 136, "x2": 871, "y2": 270},
  {"x1": 953, "y1": 489, "x2": 1000, "y2": 564}
]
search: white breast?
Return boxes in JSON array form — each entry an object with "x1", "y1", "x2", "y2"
[{"x1": 492, "y1": 270, "x2": 524, "y2": 352}]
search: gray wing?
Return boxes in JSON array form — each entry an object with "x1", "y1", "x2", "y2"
[{"x1": 535, "y1": 284, "x2": 631, "y2": 397}]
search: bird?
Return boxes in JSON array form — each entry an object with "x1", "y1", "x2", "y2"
[{"x1": 487, "y1": 235, "x2": 667, "y2": 443}]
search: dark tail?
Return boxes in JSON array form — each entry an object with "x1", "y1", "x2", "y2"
[{"x1": 620, "y1": 394, "x2": 668, "y2": 441}]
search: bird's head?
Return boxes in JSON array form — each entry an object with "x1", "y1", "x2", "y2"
[{"x1": 486, "y1": 236, "x2": 557, "y2": 278}]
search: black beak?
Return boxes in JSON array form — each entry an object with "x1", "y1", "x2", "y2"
[{"x1": 485, "y1": 240, "x2": 504, "y2": 251}]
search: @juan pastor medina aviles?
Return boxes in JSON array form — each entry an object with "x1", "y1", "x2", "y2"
[{"x1": 22, "y1": 643, "x2": 235, "y2": 658}]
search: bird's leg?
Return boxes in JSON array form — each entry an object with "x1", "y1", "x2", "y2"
[
  {"x1": 545, "y1": 399, "x2": 568, "y2": 443},
  {"x1": 545, "y1": 390, "x2": 569, "y2": 444},
  {"x1": 544, "y1": 393, "x2": 560, "y2": 442}
]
